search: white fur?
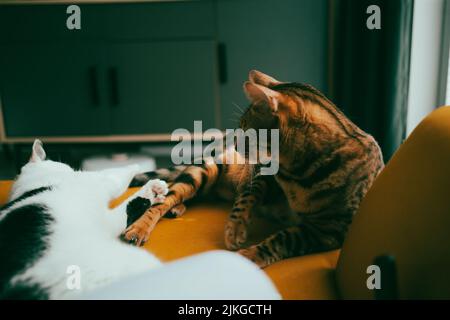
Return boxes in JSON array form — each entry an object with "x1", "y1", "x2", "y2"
[{"x1": 6, "y1": 141, "x2": 166, "y2": 299}]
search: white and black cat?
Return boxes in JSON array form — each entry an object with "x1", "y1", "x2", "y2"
[{"x1": 0, "y1": 140, "x2": 166, "y2": 299}]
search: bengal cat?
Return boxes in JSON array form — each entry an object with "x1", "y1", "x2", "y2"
[{"x1": 123, "y1": 70, "x2": 384, "y2": 268}]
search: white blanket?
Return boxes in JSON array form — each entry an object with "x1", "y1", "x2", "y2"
[{"x1": 80, "y1": 250, "x2": 281, "y2": 300}]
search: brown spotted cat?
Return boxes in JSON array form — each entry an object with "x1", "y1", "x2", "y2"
[{"x1": 123, "y1": 70, "x2": 384, "y2": 268}]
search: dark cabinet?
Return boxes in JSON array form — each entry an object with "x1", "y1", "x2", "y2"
[
  {"x1": 0, "y1": 0, "x2": 328, "y2": 141},
  {"x1": 0, "y1": 1, "x2": 218, "y2": 139},
  {"x1": 0, "y1": 40, "x2": 218, "y2": 137},
  {"x1": 216, "y1": 0, "x2": 329, "y2": 129},
  {"x1": 0, "y1": 43, "x2": 110, "y2": 136},
  {"x1": 106, "y1": 41, "x2": 217, "y2": 134}
]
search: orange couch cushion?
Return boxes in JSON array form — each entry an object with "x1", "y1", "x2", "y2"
[{"x1": 1, "y1": 180, "x2": 339, "y2": 299}]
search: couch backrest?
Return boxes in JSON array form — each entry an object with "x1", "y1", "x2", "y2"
[{"x1": 336, "y1": 106, "x2": 450, "y2": 299}]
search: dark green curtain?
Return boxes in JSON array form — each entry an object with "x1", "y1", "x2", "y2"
[{"x1": 329, "y1": 0, "x2": 414, "y2": 161}]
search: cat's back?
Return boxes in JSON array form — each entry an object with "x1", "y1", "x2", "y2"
[
  {"x1": 0, "y1": 186, "x2": 55, "y2": 299},
  {"x1": 0, "y1": 179, "x2": 160, "y2": 299}
]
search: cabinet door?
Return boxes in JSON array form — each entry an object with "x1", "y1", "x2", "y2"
[
  {"x1": 217, "y1": 0, "x2": 329, "y2": 129},
  {"x1": 0, "y1": 43, "x2": 110, "y2": 137},
  {"x1": 106, "y1": 41, "x2": 218, "y2": 135}
]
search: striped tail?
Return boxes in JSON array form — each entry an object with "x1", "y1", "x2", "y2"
[{"x1": 129, "y1": 166, "x2": 188, "y2": 187}]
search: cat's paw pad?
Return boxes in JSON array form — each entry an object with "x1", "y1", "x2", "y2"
[
  {"x1": 137, "y1": 181, "x2": 157, "y2": 200},
  {"x1": 224, "y1": 219, "x2": 248, "y2": 250},
  {"x1": 149, "y1": 179, "x2": 169, "y2": 197},
  {"x1": 138, "y1": 179, "x2": 168, "y2": 202}
]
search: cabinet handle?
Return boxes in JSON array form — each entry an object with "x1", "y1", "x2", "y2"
[
  {"x1": 88, "y1": 66, "x2": 100, "y2": 106},
  {"x1": 217, "y1": 42, "x2": 227, "y2": 84},
  {"x1": 108, "y1": 67, "x2": 119, "y2": 107}
]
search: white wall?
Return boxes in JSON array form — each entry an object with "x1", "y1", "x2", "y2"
[{"x1": 407, "y1": 0, "x2": 445, "y2": 134}]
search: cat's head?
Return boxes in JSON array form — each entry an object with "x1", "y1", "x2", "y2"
[
  {"x1": 21, "y1": 140, "x2": 73, "y2": 174},
  {"x1": 11, "y1": 140, "x2": 74, "y2": 198},
  {"x1": 241, "y1": 70, "x2": 335, "y2": 141}
]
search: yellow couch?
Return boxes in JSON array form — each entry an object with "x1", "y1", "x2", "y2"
[{"x1": 2, "y1": 106, "x2": 450, "y2": 299}]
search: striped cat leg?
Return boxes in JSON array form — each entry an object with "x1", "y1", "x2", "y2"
[
  {"x1": 122, "y1": 162, "x2": 221, "y2": 246},
  {"x1": 225, "y1": 175, "x2": 268, "y2": 250},
  {"x1": 238, "y1": 219, "x2": 347, "y2": 268}
]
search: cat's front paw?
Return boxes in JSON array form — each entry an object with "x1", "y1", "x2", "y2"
[
  {"x1": 122, "y1": 214, "x2": 154, "y2": 246},
  {"x1": 238, "y1": 246, "x2": 269, "y2": 269},
  {"x1": 224, "y1": 219, "x2": 248, "y2": 250},
  {"x1": 137, "y1": 179, "x2": 168, "y2": 203},
  {"x1": 148, "y1": 179, "x2": 169, "y2": 203}
]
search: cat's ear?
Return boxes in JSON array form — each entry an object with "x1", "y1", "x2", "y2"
[
  {"x1": 30, "y1": 139, "x2": 46, "y2": 163},
  {"x1": 248, "y1": 70, "x2": 281, "y2": 87},
  {"x1": 243, "y1": 81, "x2": 280, "y2": 111}
]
